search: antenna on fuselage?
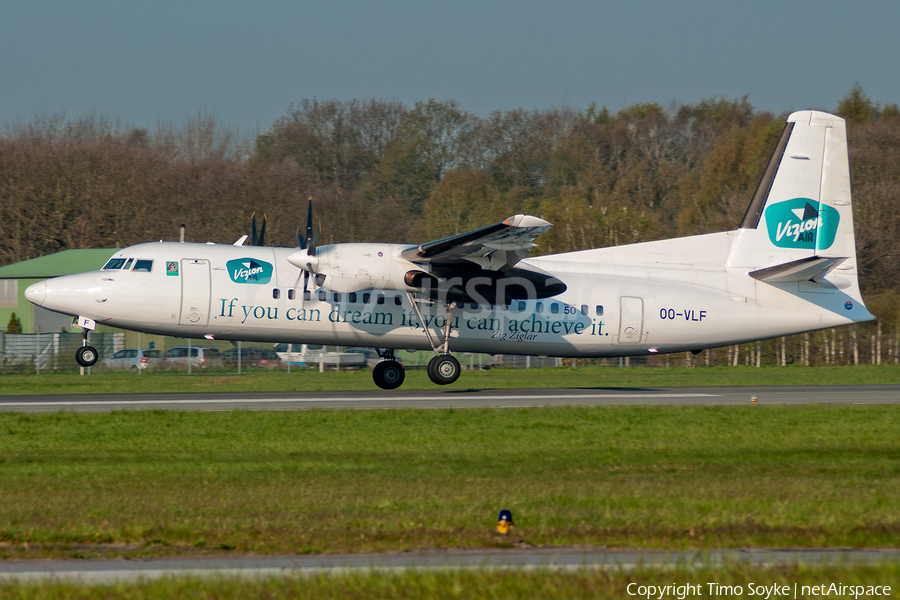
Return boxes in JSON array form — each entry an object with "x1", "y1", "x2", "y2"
[{"x1": 180, "y1": 224, "x2": 186, "y2": 243}]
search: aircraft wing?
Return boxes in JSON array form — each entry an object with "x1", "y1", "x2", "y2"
[{"x1": 401, "y1": 214, "x2": 551, "y2": 272}]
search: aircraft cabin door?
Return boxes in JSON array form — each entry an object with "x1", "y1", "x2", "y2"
[
  {"x1": 616, "y1": 296, "x2": 644, "y2": 345},
  {"x1": 180, "y1": 259, "x2": 211, "y2": 327}
]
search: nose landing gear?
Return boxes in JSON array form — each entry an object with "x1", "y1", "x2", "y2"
[
  {"x1": 73, "y1": 316, "x2": 99, "y2": 367},
  {"x1": 75, "y1": 344, "x2": 99, "y2": 367}
]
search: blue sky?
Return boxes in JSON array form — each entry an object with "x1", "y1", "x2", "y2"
[{"x1": 2, "y1": 0, "x2": 898, "y2": 134}]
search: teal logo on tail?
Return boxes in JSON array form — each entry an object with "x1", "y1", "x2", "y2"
[
  {"x1": 227, "y1": 258, "x2": 273, "y2": 284},
  {"x1": 765, "y1": 198, "x2": 839, "y2": 249}
]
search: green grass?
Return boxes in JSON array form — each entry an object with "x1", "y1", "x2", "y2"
[
  {"x1": 2, "y1": 565, "x2": 898, "y2": 599},
  {"x1": 0, "y1": 405, "x2": 898, "y2": 559},
  {"x1": 1, "y1": 364, "x2": 898, "y2": 395}
]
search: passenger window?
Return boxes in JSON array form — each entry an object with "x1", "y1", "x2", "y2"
[
  {"x1": 133, "y1": 259, "x2": 153, "y2": 272},
  {"x1": 470, "y1": 303, "x2": 477, "y2": 310},
  {"x1": 581, "y1": 305, "x2": 588, "y2": 316},
  {"x1": 518, "y1": 301, "x2": 526, "y2": 312},
  {"x1": 317, "y1": 290, "x2": 326, "y2": 302},
  {"x1": 596, "y1": 305, "x2": 604, "y2": 316},
  {"x1": 273, "y1": 289, "x2": 280, "y2": 299},
  {"x1": 536, "y1": 302, "x2": 543, "y2": 313},
  {"x1": 363, "y1": 292, "x2": 371, "y2": 304},
  {"x1": 103, "y1": 258, "x2": 126, "y2": 270},
  {"x1": 376, "y1": 294, "x2": 385, "y2": 305},
  {"x1": 334, "y1": 292, "x2": 341, "y2": 302},
  {"x1": 349, "y1": 293, "x2": 357, "y2": 303},
  {"x1": 288, "y1": 289, "x2": 295, "y2": 300},
  {"x1": 550, "y1": 303, "x2": 559, "y2": 314},
  {"x1": 394, "y1": 296, "x2": 402, "y2": 306},
  {"x1": 304, "y1": 290, "x2": 311, "y2": 301}
]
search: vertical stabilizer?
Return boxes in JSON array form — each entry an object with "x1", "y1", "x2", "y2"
[
  {"x1": 729, "y1": 111, "x2": 857, "y2": 269},
  {"x1": 729, "y1": 111, "x2": 870, "y2": 316}
]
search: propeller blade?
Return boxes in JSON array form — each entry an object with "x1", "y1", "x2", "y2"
[
  {"x1": 258, "y1": 213, "x2": 267, "y2": 247},
  {"x1": 300, "y1": 270, "x2": 310, "y2": 308},
  {"x1": 304, "y1": 199, "x2": 315, "y2": 255}
]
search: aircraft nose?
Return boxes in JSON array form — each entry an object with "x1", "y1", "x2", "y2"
[{"x1": 25, "y1": 281, "x2": 47, "y2": 307}]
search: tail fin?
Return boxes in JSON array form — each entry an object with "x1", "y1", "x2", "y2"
[
  {"x1": 728, "y1": 111, "x2": 860, "y2": 279},
  {"x1": 728, "y1": 111, "x2": 872, "y2": 319}
]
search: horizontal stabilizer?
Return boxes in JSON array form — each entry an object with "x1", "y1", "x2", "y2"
[{"x1": 749, "y1": 256, "x2": 846, "y2": 283}]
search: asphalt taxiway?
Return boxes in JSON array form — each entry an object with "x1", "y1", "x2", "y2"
[{"x1": 0, "y1": 384, "x2": 898, "y2": 412}]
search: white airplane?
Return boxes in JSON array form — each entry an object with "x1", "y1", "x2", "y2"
[{"x1": 25, "y1": 110, "x2": 874, "y2": 389}]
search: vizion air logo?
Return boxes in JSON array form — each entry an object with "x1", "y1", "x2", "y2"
[
  {"x1": 226, "y1": 258, "x2": 273, "y2": 284},
  {"x1": 764, "y1": 198, "x2": 840, "y2": 250}
]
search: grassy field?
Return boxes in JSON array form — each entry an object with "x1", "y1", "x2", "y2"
[
  {"x1": 0, "y1": 364, "x2": 898, "y2": 395},
  {"x1": 0, "y1": 404, "x2": 898, "y2": 560},
  {"x1": 3, "y1": 564, "x2": 898, "y2": 600}
]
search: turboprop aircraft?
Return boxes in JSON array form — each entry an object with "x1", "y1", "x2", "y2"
[{"x1": 25, "y1": 110, "x2": 874, "y2": 389}]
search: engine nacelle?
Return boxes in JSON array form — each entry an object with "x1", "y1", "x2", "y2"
[
  {"x1": 287, "y1": 242, "x2": 566, "y2": 302},
  {"x1": 288, "y1": 243, "x2": 429, "y2": 294}
]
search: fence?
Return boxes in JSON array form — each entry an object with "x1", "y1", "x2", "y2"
[
  {"x1": 1, "y1": 332, "x2": 124, "y2": 374},
  {"x1": 0, "y1": 324, "x2": 897, "y2": 375}
]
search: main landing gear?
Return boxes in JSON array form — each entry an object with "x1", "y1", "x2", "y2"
[
  {"x1": 372, "y1": 349, "x2": 405, "y2": 390},
  {"x1": 372, "y1": 298, "x2": 463, "y2": 390},
  {"x1": 426, "y1": 354, "x2": 460, "y2": 385},
  {"x1": 371, "y1": 351, "x2": 460, "y2": 389}
]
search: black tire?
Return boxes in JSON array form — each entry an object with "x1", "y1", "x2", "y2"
[
  {"x1": 427, "y1": 355, "x2": 460, "y2": 386},
  {"x1": 373, "y1": 360, "x2": 405, "y2": 390},
  {"x1": 75, "y1": 346, "x2": 99, "y2": 367}
]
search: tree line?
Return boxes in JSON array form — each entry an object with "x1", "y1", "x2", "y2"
[{"x1": 2, "y1": 86, "x2": 898, "y2": 335}]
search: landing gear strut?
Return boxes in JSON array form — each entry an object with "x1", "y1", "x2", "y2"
[
  {"x1": 372, "y1": 348, "x2": 405, "y2": 390},
  {"x1": 407, "y1": 294, "x2": 460, "y2": 386},
  {"x1": 75, "y1": 328, "x2": 99, "y2": 367}
]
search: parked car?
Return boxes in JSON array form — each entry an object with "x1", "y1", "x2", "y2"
[
  {"x1": 272, "y1": 344, "x2": 367, "y2": 369},
  {"x1": 162, "y1": 346, "x2": 220, "y2": 370},
  {"x1": 344, "y1": 347, "x2": 403, "y2": 370},
  {"x1": 99, "y1": 348, "x2": 162, "y2": 371},
  {"x1": 221, "y1": 347, "x2": 281, "y2": 369}
]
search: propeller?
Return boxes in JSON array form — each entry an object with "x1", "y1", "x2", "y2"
[
  {"x1": 251, "y1": 211, "x2": 267, "y2": 246},
  {"x1": 293, "y1": 199, "x2": 321, "y2": 306}
]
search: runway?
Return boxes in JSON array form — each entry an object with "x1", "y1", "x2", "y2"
[
  {"x1": 0, "y1": 384, "x2": 898, "y2": 412},
  {"x1": 1, "y1": 548, "x2": 898, "y2": 583}
]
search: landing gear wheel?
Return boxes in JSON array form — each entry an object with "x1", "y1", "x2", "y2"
[
  {"x1": 427, "y1": 355, "x2": 460, "y2": 386},
  {"x1": 75, "y1": 345, "x2": 99, "y2": 367},
  {"x1": 373, "y1": 360, "x2": 405, "y2": 390}
]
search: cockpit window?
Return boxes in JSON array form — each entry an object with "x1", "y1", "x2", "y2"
[
  {"x1": 102, "y1": 258, "x2": 127, "y2": 270},
  {"x1": 123, "y1": 258, "x2": 134, "y2": 269},
  {"x1": 133, "y1": 259, "x2": 153, "y2": 272}
]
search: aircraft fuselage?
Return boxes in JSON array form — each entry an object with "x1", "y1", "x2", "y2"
[{"x1": 26, "y1": 236, "x2": 868, "y2": 359}]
